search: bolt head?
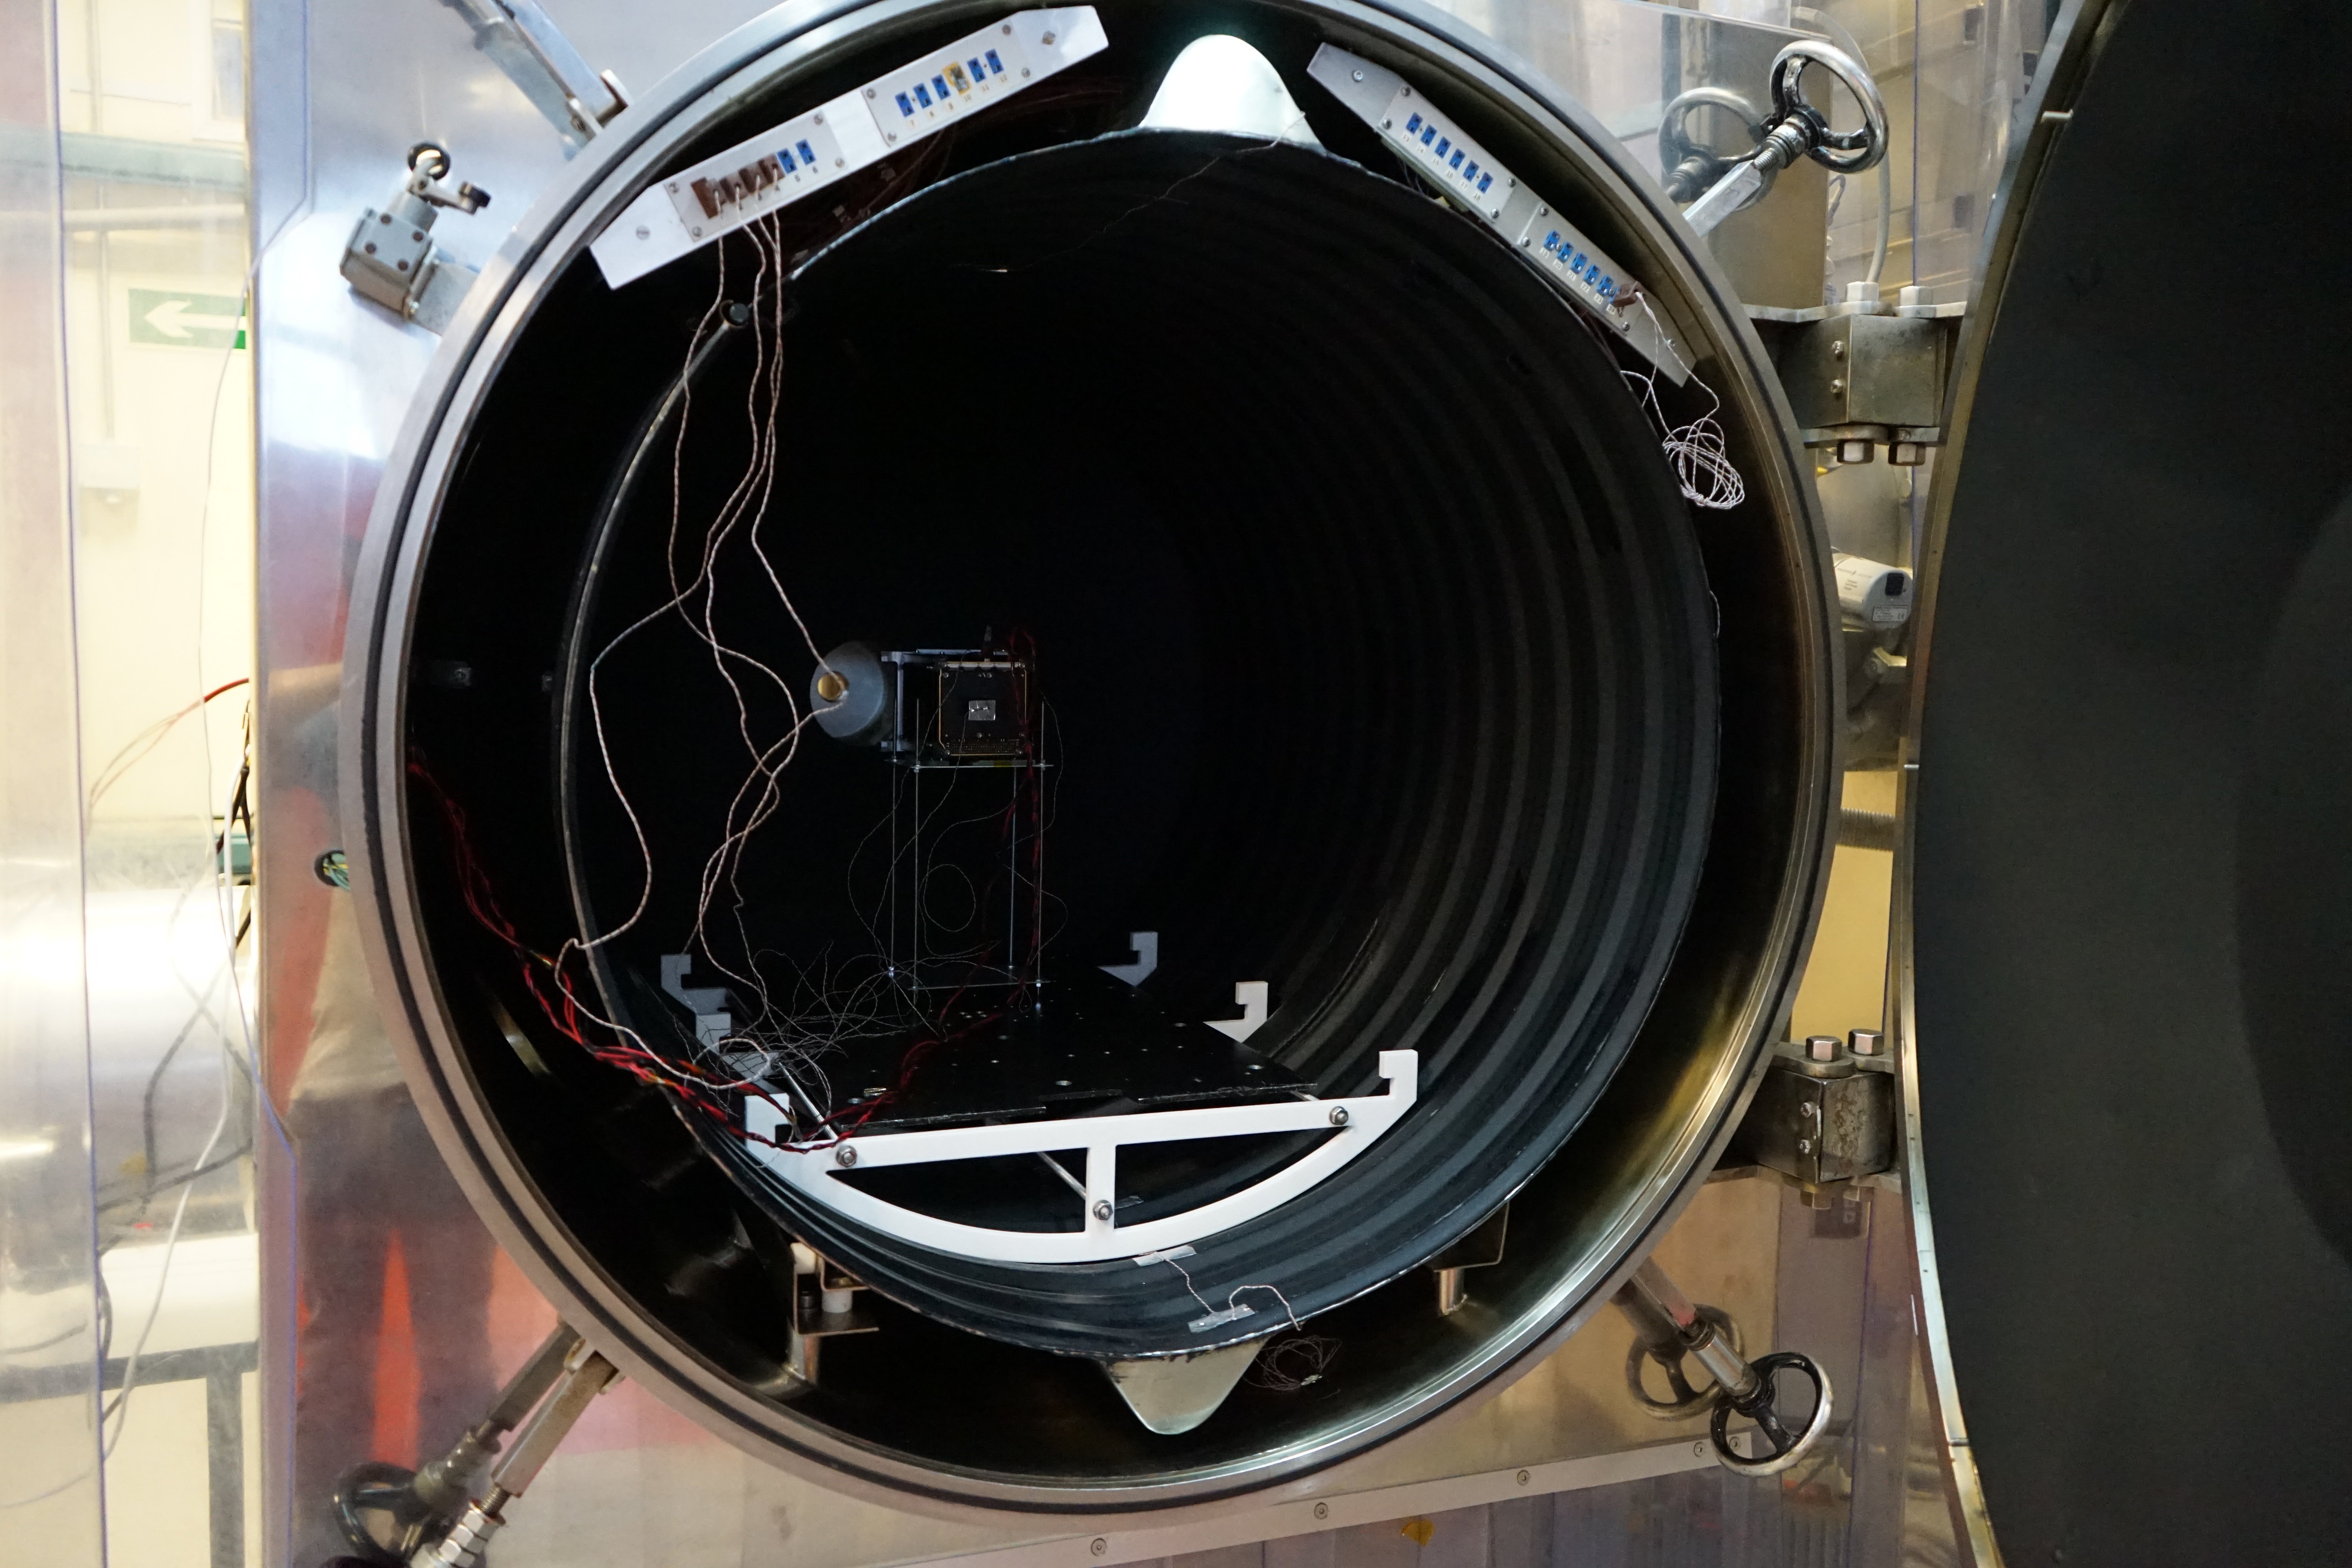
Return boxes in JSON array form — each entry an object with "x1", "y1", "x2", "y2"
[
  {"x1": 1328, "y1": 1106, "x2": 1349, "y2": 1127},
  {"x1": 1849, "y1": 1028, "x2": 1884, "y2": 1056},
  {"x1": 1091, "y1": 1199, "x2": 1112, "y2": 1221},
  {"x1": 396, "y1": 259, "x2": 408, "y2": 271},
  {"x1": 1314, "y1": 1503, "x2": 1330, "y2": 1520},
  {"x1": 1797, "y1": 1138, "x2": 1812, "y2": 1152},
  {"x1": 1806, "y1": 1034, "x2": 1839, "y2": 1062},
  {"x1": 1516, "y1": 1469, "x2": 1531, "y2": 1485},
  {"x1": 1831, "y1": 340, "x2": 1846, "y2": 359},
  {"x1": 363, "y1": 241, "x2": 377, "y2": 254},
  {"x1": 835, "y1": 1143, "x2": 858, "y2": 1168},
  {"x1": 377, "y1": 212, "x2": 392, "y2": 224},
  {"x1": 1352, "y1": 69, "x2": 1365, "y2": 81},
  {"x1": 1089, "y1": 1539, "x2": 1107, "y2": 1557}
]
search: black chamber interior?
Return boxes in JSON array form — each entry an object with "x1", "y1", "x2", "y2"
[{"x1": 407, "y1": 128, "x2": 1717, "y2": 1365}]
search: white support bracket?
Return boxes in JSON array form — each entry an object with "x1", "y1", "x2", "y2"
[{"x1": 744, "y1": 1050, "x2": 1417, "y2": 1265}]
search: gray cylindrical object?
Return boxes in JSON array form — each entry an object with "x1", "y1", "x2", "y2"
[
  {"x1": 1834, "y1": 552, "x2": 1912, "y2": 628},
  {"x1": 810, "y1": 639, "x2": 890, "y2": 744}
]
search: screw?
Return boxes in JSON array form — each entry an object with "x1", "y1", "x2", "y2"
[
  {"x1": 835, "y1": 158, "x2": 845, "y2": 168},
  {"x1": 364, "y1": 241, "x2": 377, "y2": 254},
  {"x1": 1800, "y1": 1102, "x2": 1818, "y2": 1119},
  {"x1": 1329, "y1": 1106, "x2": 1349, "y2": 1127},
  {"x1": 835, "y1": 1144, "x2": 858, "y2": 1168},
  {"x1": 1002, "y1": 22, "x2": 1011, "y2": 31},
  {"x1": 635, "y1": 224, "x2": 650, "y2": 240},
  {"x1": 1020, "y1": 67, "x2": 1030, "y2": 78},
  {"x1": 886, "y1": 133, "x2": 897, "y2": 143},
  {"x1": 1091, "y1": 1199, "x2": 1112, "y2": 1221},
  {"x1": 1352, "y1": 68, "x2": 1365, "y2": 81},
  {"x1": 1831, "y1": 340, "x2": 1846, "y2": 359},
  {"x1": 1041, "y1": 30, "x2": 1055, "y2": 44},
  {"x1": 1797, "y1": 1138, "x2": 1812, "y2": 1153},
  {"x1": 1829, "y1": 377, "x2": 1846, "y2": 394},
  {"x1": 1314, "y1": 1503, "x2": 1330, "y2": 1521},
  {"x1": 667, "y1": 181, "x2": 678, "y2": 192},
  {"x1": 867, "y1": 87, "x2": 877, "y2": 98},
  {"x1": 377, "y1": 212, "x2": 391, "y2": 224},
  {"x1": 1381, "y1": 118, "x2": 1392, "y2": 129},
  {"x1": 691, "y1": 226, "x2": 702, "y2": 236},
  {"x1": 1401, "y1": 85, "x2": 1412, "y2": 97},
  {"x1": 814, "y1": 112, "x2": 824, "y2": 123},
  {"x1": 1516, "y1": 1470, "x2": 1531, "y2": 1486},
  {"x1": 1089, "y1": 1540, "x2": 1107, "y2": 1557},
  {"x1": 412, "y1": 230, "x2": 424, "y2": 241},
  {"x1": 1693, "y1": 1441, "x2": 1707, "y2": 1457},
  {"x1": 396, "y1": 259, "x2": 408, "y2": 271}
]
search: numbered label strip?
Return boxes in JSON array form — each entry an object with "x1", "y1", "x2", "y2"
[
  {"x1": 592, "y1": 8, "x2": 1108, "y2": 288},
  {"x1": 1306, "y1": 45, "x2": 1690, "y2": 384}
]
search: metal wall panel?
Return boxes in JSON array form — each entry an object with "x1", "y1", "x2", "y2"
[{"x1": 249, "y1": 2, "x2": 1918, "y2": 1564}]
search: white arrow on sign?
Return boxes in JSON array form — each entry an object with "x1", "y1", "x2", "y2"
[{"x1": 143, "y1": 298, "x2": 243, "y2": 338}]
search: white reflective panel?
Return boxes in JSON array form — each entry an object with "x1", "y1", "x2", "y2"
[{"x1": 1142, "y1": 33, "x2": 1321, "y2": 144}]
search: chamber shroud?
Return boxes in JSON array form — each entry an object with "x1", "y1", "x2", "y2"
[
  {"x1": 374, "y1": 1, "x2": 1829, "y2": 1499},
  {"x1": 522, "y1": 130, "x2": 1718, "y2": 1356}
]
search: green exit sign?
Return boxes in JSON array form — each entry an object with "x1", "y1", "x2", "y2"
[{"x1": 127, "y1": 287, "x2": 246, "y2": 350}]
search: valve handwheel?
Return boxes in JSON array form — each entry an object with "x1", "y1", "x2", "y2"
[
  {"x1": 1709, "y1": 1350, "x2": 1834, "y2": 1476},
  {"x1": 1766, "y1": 40, "x2": 1890, "y2": 175}
]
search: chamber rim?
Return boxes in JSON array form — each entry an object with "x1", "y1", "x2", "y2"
[{"x1": 340, "y1": 0, "x2": 1840, "y2": 1514}]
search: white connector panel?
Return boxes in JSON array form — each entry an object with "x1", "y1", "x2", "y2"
[
  {"x1": 1306, "y1": 44, "x2": 1690, "y2": 384},
  {"x1": 591, "y1": 8, "x2": 1109, "y2": 289}
]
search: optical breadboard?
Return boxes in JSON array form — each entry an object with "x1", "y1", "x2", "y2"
[
  {"x1": 1307, "y1": 45, "x2": 1690, "y2": 384},
  {"x1": 591, "y1": 8, "x2": 1109, "y2": 288}
]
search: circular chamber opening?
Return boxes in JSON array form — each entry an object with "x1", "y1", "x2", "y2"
[{"x1": 356, "y1": 0, "x2": 1834, "y2": 1507}]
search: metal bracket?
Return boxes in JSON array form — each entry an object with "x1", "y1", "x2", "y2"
[
  {"x1": 440, "y1": 0, "x2": 627, "y2": 148},
  {"x1": 339, "y1": 143, "x2": 489, "y2": 335},
  {"x1": 1727, "y1": 1031, "x2": 1897, "y2": 1198}
]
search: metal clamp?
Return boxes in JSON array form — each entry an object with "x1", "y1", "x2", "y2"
[
  {"x1": 1612, "y1": 1259, "x2": 1833, "y2": 1476},
  {"x1": 338, "y1": 143, "x2": 492, "y2": 336},
  {"x1": 1679, "y1": 39, "x2": 1888, "y2": 239}
]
